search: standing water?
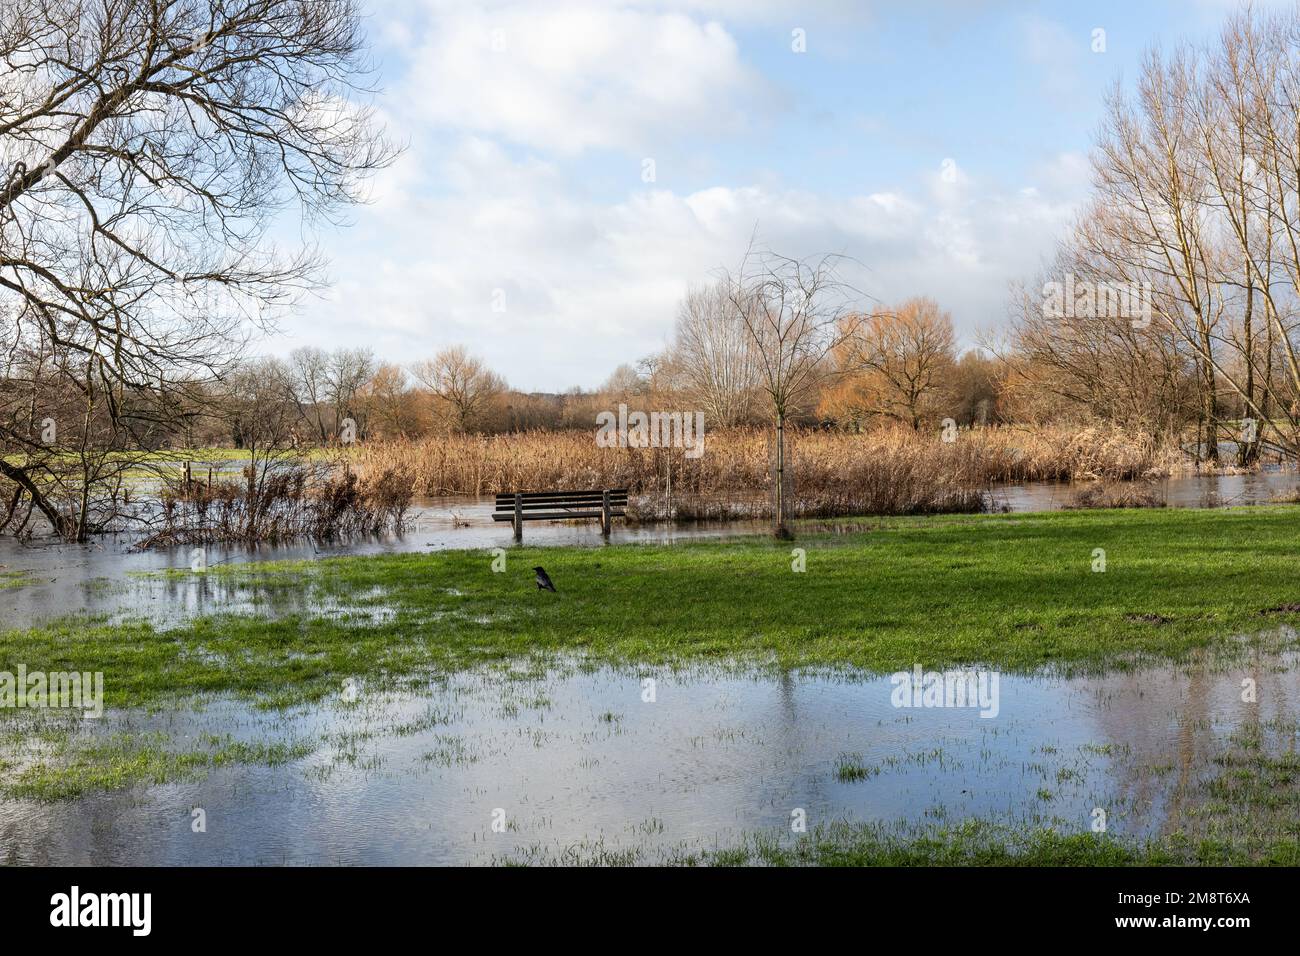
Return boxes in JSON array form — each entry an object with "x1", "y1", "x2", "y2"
[{"x1": 0, "y1": 651, "x2": 1293, "y2": 865}]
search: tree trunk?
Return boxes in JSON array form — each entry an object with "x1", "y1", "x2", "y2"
[
  {"x1": 1200, "y1": 350, "x2": 1218, "y2": 465},
  {"x1": 774, "y1": 412, "x2": 790, "y2": 538},
  {"x1": 0, "y1": 459, "x2": 75, "y2": 537},
  {"x1": 1238, "y1": 276, "x2": 1259, "y2": 467},
  {"x1": 0, "y1": 484, "x2": 24, "y2": 533}
]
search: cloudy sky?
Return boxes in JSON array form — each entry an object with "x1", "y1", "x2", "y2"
[{"x1": 269, "y1": 0, "x2": 1269, "y2": 391}]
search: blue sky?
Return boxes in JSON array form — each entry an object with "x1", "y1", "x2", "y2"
[{"x1": 273, "y1": 0, "x2": 1272, "y2": 391}]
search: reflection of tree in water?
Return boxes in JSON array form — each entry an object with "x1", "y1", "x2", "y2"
[
  {"x1": 778, "y1": 669, "x2": 796, "y2": 722},
  {"x1": 761, "y1": 669, "x2": 874, "y2": 821},
  {"x1": 765, "y1": 669, "x2": 808, "y2": 811},
  {"x1": 1092, "y1": 642, "x2": 1298, "y2": 842},
  {"x1": 1086, "y1": 666, "x2": 1199, "y2": 835}
]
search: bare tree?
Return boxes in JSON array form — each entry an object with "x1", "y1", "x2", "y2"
[
  {"x1": 410, "y1": 346, "x2": 507, "y2": 434},
  {"x1": 824, "y1": 298, "x2": 956, "y2": 431},
  {"x1": 0, "y1": 329, "x2": 177, "y2": 537},
  {"x1": 724, "y1": 246, "x2": 863, "y2": 536},
  {"x1": 1079, "y1": 7, "x2": 1300, "y2": 464},
  {"x1": 1191, "y1": 8, "x2": 1300, "y2": 463},
  {"x1": 1090, "y1": 49, "x2": 1224, "y2": 463},
  {"x1": 599, "y1": 363, "x2": 647, "y2": 403},
  {"x1": 1000, "y1": 263, "x2": 1197, "y2": 437},
  {"x1": 222, "y1": 356, "x2": 298, "y2": 459},
  {"x1": 672, "y1": 280, "x2": 760, "y2": 426},
  {"x1": 325, "y1": 346, "x2": 375, "y2": 440},
  {"x1": 288, "y1": 346, "x2": 333, "y2": 444},
  {"x1": 359, "y1": 362, "x2": 422, "y2": 439},
  {"x1": 0, "y1": 0, "x2": 396, "y2": 538},
  {"x1": 944, "y1": 349, "x2": 1004, "y2": 427}
]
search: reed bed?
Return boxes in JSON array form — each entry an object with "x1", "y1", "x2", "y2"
[
  {"x1": 136, "y1": 460, "x2": 413, "y2": 548},
  {"x1": 353, "y1": 424, "x2": 1187, "y2": 520}
]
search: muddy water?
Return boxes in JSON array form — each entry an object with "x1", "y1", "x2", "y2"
[{"x1": 0, "y1": 651, "x2": 1294, "y2": 865}]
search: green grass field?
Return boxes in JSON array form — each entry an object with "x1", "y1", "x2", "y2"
[{"x1": 5, "y1": 506, "x2": 1300, "y2": 711}]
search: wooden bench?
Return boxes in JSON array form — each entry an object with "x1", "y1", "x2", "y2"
[{"x1": 492, "y1": 489, "x2": 628, "y2": 541}]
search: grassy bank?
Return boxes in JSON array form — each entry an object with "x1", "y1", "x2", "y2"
[
  {"x1": 702, "y1": 824, "x2": 1300, "y2": 867},
  {"x1": 5, "y1": 507, "x2": 1300, "y2": 713}
]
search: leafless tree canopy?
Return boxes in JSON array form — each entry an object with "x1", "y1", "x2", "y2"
[
  {"x1": 0, "y1": 0, "x2": 395, "y2": 536},
  {"x1": 724, "y1": 244, "x2": 864, "y2": 531},
  {"x1": 410, "y1": 345, "x2": 507, "y2": 434},
  {"x1": 1, "y1": 0, "x2": 394, "y2": 382},
  {"x1": 824, "y1": 298, "x2": 956, "y2": 431},
  {"x1": 672, "y1": 280, "x2": 760, "y2": 427},
  {"x1": 1051, "y1": 6, "x2": 1300, "y2": 463},
  {"x1": 724, "y1": 246, "x2": 862, "y2": 422}
]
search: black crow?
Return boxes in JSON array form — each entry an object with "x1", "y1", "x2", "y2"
[{"x1": 533, "y1": 566, "x2": 556, "y2": 592}]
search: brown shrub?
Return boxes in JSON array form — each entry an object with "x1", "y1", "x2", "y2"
[
  {"x1": 140, "y1": 458, "x2": 412, "y2": 548},
  {"x1": 1063, "y1": 482, "x2": 1167, "y2": 510}
]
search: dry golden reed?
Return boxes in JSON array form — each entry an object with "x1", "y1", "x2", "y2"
[{"x1": 353, "y1": 424, "x2": 1186, "y2": 520}]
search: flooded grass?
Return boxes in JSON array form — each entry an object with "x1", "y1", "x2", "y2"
[
  {"x1": 4, "y1": 723, "x2": 314, "y2": 801},
  {"x1": 497, "y1": 823, "x2": 1188, "y2": 866},
  {"x1": 5, "y1": 508, "x2": 1300, "y2": 716},
  {"x1": 0, "y1": 651, "x2": 1296, "y2": 864},
  {"x1": 4, "y1": 507, "x2": 1300, "y2": 863},
  {"x1": 834, "y1": 753, "x2": 880, "y2": 782},
  {"x1": 0, "y1": 568, "x2": 36, "y2": 590},
  {"x1": 697, "y1": 821, "x2": 1295, "y2": 867}
]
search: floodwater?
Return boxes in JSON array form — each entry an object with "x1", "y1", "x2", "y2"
[
  {"x1": 990, "y1": 468, "x2": 1300, "y2": 513},
  {"x1": 1, "y1": 650, "x2": 1295, "y2": 865},
  {"x1": 2, "y1": 472, "x2": 1299, "y2": 864},
  {"x1": 0, "y1": 498, "x2": 768, "y2": 630},
  {"x1": 2, "y1": 470, "x2": 1299, "y2": 631}
]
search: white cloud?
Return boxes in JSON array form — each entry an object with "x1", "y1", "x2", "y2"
[
  {"x1": 277, "y1": 135, "x2": 1082, "y2": 390},
  {"x1": 398, "y1": 3, "x2": 763, "y2": 155},
  {"x1": 267, "y1": 2, "x2": 1098, "y2": 388},
  {"x1": 1033, "y1": 150, "x2": 1093, "y2": 198}
]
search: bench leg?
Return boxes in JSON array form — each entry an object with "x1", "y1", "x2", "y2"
[
  {"x1": 601, "y1": 490, "x2": 611, "y2": 537},
  {"x1": 514, "y1": 493, "x2": 523, "y2": 542}
]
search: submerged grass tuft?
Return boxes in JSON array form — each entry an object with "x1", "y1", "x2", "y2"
[
  {"x1": 0, "y1": 568, "x2": 36, "y2": 590},
  {"x1": 4, "y1": 729, "x2": 313, "y2": 801}
]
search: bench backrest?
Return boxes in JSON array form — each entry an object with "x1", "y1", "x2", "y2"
[{"x1": 493, "y1": 490, "x2": 628, "y2": 512}]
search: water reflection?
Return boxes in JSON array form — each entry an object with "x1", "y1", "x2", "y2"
[
  {"x1": 4, "y1": 471, "x2": 1300, "y2": 631},
  {"x1": 991, "y1": 468, "x2": 1300, "y2": 512},
  {"x1": 1, "y1": 653, "x2": 1294, "y2": 865}
]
